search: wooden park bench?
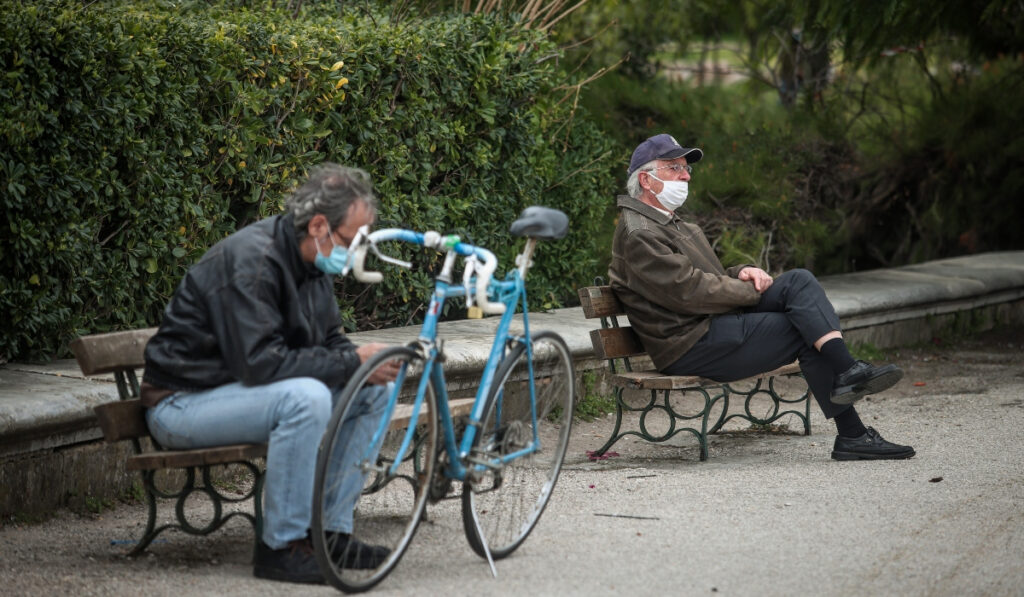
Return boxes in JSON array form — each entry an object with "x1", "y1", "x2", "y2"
[
  {"x1": 70, "y1": 328, "x2": 267, "y2": 555},
  {"x1": 578, "y1": 283, "x2": 812, "y2": 461},
  {"x1": 71, "y1": 328, "x2": 474, "y2": 555}
]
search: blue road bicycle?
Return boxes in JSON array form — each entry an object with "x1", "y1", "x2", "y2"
[{"x1": 311, "y1": 207, "x2": 576, "y2": 592}]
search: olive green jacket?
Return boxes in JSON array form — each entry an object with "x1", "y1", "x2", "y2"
[{"x1": 608, "y1": 195, "x2": 760, "y2": 370}]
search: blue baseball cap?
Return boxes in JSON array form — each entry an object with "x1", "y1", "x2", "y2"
[{"x1": 628, "y1": 134, "x2": 703, "y2": 176}]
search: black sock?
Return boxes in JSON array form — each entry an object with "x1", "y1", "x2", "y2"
[
  {"x1": 820, "y1": 337, "x2": 856, "y2": 375},
  {"x1": 834, "y1": 406, "x2": 868, "y2": 438}
]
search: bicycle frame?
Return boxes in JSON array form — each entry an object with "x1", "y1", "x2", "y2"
[{"x1": 354, "y1": 230, "x2": 544, "y2": 484}]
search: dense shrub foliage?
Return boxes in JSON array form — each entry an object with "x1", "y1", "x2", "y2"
[{"x1": 0, "y1": 0, "x2": 615, "y2": 361}]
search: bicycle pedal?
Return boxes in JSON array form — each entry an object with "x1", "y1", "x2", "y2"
[{"x1": 467, "y1": 306, "x2": 483, "y2": 319}]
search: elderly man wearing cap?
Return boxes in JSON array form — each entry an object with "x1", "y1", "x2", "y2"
[{"x1": 608, "y1": 133, "x2": 914, "y2": 460}]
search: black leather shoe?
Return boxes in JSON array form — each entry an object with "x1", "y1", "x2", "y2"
[
  {"x1": 253, "y1": 538, "x2": 325, "y2": 584},
  {"x1": 325, "y1": 532, "x2": 391, "y2": 569},
  {"x1": 832, "y1": 360, "x2": 903, "y2": 405},
  {"x1": 831, "y1": 427, "x2": 915, "y2": 460}
]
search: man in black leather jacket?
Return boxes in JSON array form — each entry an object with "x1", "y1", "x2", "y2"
[{"x1": 142, "y1": 163, "x2": 396, "y2": 584}]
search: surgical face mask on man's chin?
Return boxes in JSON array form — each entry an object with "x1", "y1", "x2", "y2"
[{"x1": 647, "y1": 173, "x2": 689, "y2": 211}]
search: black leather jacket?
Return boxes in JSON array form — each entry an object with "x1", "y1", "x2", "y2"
[
  {"x1": 609, "y1": 195, "x2": 758, "y2": 370},
  {"x1": 142, "y1": 214, "x2": 361, "y2": 393}
]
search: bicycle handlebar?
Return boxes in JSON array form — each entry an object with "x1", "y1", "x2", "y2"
[{"x1": 347, "y1": 226, "x2": 506, "y2": 315}]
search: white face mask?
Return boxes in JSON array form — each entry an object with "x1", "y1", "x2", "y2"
[{"x1": 646, "y1": 173, "x2": 689, "y2": 211}]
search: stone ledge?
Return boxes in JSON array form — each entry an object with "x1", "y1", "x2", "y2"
[
  {"x1": 824, "y1": 252, "x2": 1024, "y2": 318},
  {"x1": 0, "y1": 370, "x2": 117, "y2": 459}
]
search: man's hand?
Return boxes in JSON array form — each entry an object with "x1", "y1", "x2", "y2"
[
  {"x1": 738, "y1": 267, "x2": 774, "y2": 293},
  {"x1": 356, "y1": 342, "x2": 400, "y2": 384}
]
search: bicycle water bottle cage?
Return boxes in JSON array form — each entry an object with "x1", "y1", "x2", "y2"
[{"x1": 509, "y1": 206, "x2": 568, "y2": 240}]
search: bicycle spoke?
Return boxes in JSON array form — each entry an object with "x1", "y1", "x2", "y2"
[{"x1": 462, "y1": 331, "x2": 575, "y2": 559}]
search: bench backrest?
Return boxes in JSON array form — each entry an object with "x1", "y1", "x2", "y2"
[
  {"x1": 577, "y1": 285, "x2": 646, "y2": 368},
  {"x1": 69, "y1": 328, "x2": 157, "y2": 376},
  {"x1": 93, "y1": 400, "x2": 149, "y2": 441},
  {"x1": 70, "y1": 328, "x2": 158, "y2": 443}
]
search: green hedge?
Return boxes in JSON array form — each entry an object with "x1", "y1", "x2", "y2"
[{"x1": 0, "y1": 0, "x2": 616, "y2": 361}]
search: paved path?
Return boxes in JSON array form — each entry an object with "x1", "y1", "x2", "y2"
[{"x1": 2, "y1": 327, "x2": 1022, "y2": 596}]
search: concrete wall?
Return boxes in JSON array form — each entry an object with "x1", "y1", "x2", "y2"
[
  {"x1": 842, "y1": 299, "x2": 1024, "y2": 348},
  {"x1": 1, "y1": 441, "x2": 138, "y2": 519}
]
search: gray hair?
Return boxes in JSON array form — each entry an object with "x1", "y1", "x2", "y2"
[
  {"x1": 626, "y1": 159, "x2": 659, "y2": 199},
  {"x1": 285, "y1": 163, "x2": 378, "y2": 239}
]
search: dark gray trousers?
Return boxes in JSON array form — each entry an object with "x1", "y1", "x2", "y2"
[{"x1": 663, "y1": 268, "x2": 848, "y2": 418}]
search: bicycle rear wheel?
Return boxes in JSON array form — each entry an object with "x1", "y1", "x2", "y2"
[
  {"x1": 461, "y1": 330, "x2": 574, "y2": 559},
  {"x1": 312, "y1": 346, "x2": 438, "y2": 593}
]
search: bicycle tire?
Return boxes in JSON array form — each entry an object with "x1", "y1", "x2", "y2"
[
  {"x1": 312, "y1": 346, "x2": 438, "y2": 593},
  {"x1": 461, "y1": 330, "x2": 575, "y2": 559}
]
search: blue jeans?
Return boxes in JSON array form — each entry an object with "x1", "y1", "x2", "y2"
[{"x1": 145, "y1": 377, "x2": 387, "y2": 549}]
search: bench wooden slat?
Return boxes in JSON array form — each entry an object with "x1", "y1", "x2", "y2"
[
  {"x1": 590, "y1": 327, "x2": 646, "y2": 360},
  {"x1": 70, "y1": 328, "x2": 158, "y2": 376},
  {"x1": 577, "y1": 285, "x2": 623, "y2": 319},
  {"x1": 611, "y1": 370, "x2": 706, "y2": 390},
  {"x1": 94, "y1": 399, "x2": 149, "y2": 441},
  {"x1": 752, "y1": 362, "x2": 801, "y2": 378},
  {"x1": 127, "y1": 443, "x2": 268, "y2": 471},
  {"x1": 612, "y1": 361, "x2": 803, "y2": 390}
]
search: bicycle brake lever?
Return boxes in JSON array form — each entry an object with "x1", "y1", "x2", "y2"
[{"x1": 370, "y1": 243, "x2": 412, "y2": 269}]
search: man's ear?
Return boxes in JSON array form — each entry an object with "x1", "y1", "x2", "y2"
[{"x1": 307, "y1": 213, "x2": 329, "y2": 239}]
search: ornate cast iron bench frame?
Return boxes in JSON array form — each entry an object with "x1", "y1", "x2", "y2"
[{"x1": 578, "y1": 283, "x2": 812, "y2": 461}]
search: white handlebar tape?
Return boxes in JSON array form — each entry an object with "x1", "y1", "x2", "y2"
[
  {"x1": 476, "y1": 253, "x2": 505, "y2": 315},
  {"x1": 351, "y1": 246, "x2": 383, "y2": 283}
]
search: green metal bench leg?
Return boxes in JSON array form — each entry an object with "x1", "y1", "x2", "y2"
[
  {"x1": 707, "y1": 390, "x2": 730, "y2": 435},
  {"x1": 253, "y1": 467, "x2": 265, "y2": 553},
  {"x1": 590, "y1": 387, "x2": 630, "y2": 457},
  {"x1": 698, "y1": 388, "x2": 715, "y2": 461},
  {"x1": 802, "y1": 380, "x2": 812, "y2": 435},
  {"x1": 127, "y1": 470, "x2": 161, "y2": 557}
]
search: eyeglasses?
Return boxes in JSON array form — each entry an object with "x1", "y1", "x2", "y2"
[{"x1": 649, "y1": 164, "x2": 692, "y2": 175}]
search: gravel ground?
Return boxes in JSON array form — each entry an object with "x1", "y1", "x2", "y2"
[{"x1": 2, "y1": 327, "x2": 1023, "y2": 597}]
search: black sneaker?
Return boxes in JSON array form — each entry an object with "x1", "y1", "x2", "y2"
[
  {"x1": 831, "y1": 427, "x2": 916, "y2": 460},
  {"x1": 832, "y1": 360, "x2": 903, "y2": 405},
  {"x1": 325, "y1": 532, "x2": 391, "y2": 569},
  {"x1": 253, "y1": 538, "x2": 324, "y2": 584}
]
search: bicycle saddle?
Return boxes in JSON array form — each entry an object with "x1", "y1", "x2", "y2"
[{"x1": 509, "y1": 206, "x2": 568, "y2": 240}]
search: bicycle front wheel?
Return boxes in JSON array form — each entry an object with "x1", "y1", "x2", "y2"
[
  {"x1": 461, "y1": 330, "x2": 575, "y2": 559},
  {"x1": 312, "y1": 346, "x2": 438, "y2": 593}
]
